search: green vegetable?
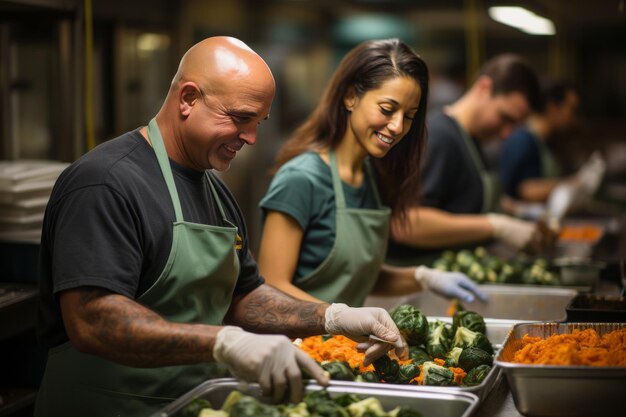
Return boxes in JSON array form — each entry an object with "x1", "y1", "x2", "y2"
[
  {"x1": 408, "y1": 346, "x2": 431, "y2": 365},
  {"x1": 182, "y1": 398, "x2": 213, "y2": 417},
  {"x1": 467, "y1": 262, "x2": 486, "y2": 283},
  {"x1": 421, "y1": 361, "x2": 454, "y2": 386},
  {"x1": 372, "y1": 354, "x2": 400, "y2": 383},
  {"x1": 193, "y1": 389, "x2": 425, "y2": 417},
  {"x1": 277, "y1": 402, "x2": 309, "y2": 417},
  {"x1": 443, "y1": 346, "x2": 463, "y2": 368},
  {"x1": 355, "y1": 371, "x2": 380, "y2": 383},
  {"x1": 463, "y1": 364, "x2": 492, "y2": 386},
  {"x1": 304, "y1": 390, "x2": 349, "y2": 417},
  {"x1": 473, "y1": 246, "x2": 488, "y2": 260},
  {"x1": 334, "y1": 393, "x2": 365, "y2": 407},
  {"x1": 456, "y1": 250, "x2": 475, "y2": 271},
  {"x1": 452, "y1": 327, "x2": 494, "y2": 355},
  {"x1": 397, "y1": 363, "x2": 420, "y2": 383},
  {"x1": 426, "y1": 320, "x2": 452, "y2": 359},
  {"x1": 221, "y1": 391, "x2": 244, "y2": 413},
  {"x1": 198, "y1": 409, "x2": 228, "y2": 417},
  {"x1": 347, "y1": 397, "x2": 387, "y2": 417},
  {"x1": 230, "y1": 395, "x2": 281, "y2": 417},
  {"x1": 452, "y1": 310, "x2": 487, "y2": 335},
  {"x1": 389, "y1": 305, "x2": 428, "y2": 346},
  {"x1": 321, "y1": 361, "x2": 354, "y2": 381},
  {"x1": 457, "y1": 347, "x2": 493, "y2": 372}
]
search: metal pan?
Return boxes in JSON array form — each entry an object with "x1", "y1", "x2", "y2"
[
  {"x1": 150, "y1": 378, "x2": 479, "y2": 417},
  {"x1": 495, "y1": 322, "x2": 626, "y2": 417}
]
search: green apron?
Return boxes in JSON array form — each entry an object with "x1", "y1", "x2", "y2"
[
  {"x1": 34, "y1": 118, "x2": 240, "y2": 417},
  {"x1": 452, "y1": 118, "x2": 501, "y2": 213},
  {"x1": 295, "y1": 151, "x2": 391, "y2": 306},
  {"x1": 535, "y1": 136, "x2": 562, "y2": 179}
]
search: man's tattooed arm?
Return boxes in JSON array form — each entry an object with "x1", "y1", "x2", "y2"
[
  {"x1": 225, "y1": 284, "x2": 328, "y2": 338},
  {"x1": 60, "y1": 287, "x2": 221, "y2": 367}
]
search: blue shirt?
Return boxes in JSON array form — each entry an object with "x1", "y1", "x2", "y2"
[{"x1": 500, "y1": 127, "x2": 542, "y2": 199}]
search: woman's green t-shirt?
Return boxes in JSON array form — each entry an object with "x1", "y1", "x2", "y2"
[{"x1": 259, "y1": 152, "x2": 378, "y2": 281}]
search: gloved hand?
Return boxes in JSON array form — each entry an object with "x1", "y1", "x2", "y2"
[
  {"x1": 546, "y1": 182, "x2": 577, "y2": 226},
  {"x1": 576, "y1": 151, "x2": 606, "y2": 196},
  {"x1": 324, "y1": 303, "x2": 407, "y2": 365},
  {"x1": 487, "y1": 213, "x2": 539, "y2": 250},
  {"x1": 414, "y1": 265, "x2": 487, "y2": 303},
  {"x1": 213, "y1": 326, "x2": 329, "y2": 403}
]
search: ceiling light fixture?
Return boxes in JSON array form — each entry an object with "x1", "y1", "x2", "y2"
[{"x1": 488, "y1": 6, "x2": 556, "y2": 35}]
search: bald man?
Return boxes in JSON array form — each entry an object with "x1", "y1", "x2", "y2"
[{"x1": 35, "y1": 37, "x2": 405, "y2": 417}]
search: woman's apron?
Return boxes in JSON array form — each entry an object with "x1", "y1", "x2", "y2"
[
  {"x1": 294, "y1": 151, "x2": 391, "y2": 307},
  {"x1": 34, "y1": 118, "x2": 240, "y2": 417}
]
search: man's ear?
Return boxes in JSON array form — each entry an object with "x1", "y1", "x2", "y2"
[
  {"x1": 343, "y1": 87, "x2": 357, "y2": 111},
  {"x1": 475, "y1": 75, "x2": 493, "y2": 97},
  {"x1": 180, "y1": 82, "x2": 201, "y2": 117}
]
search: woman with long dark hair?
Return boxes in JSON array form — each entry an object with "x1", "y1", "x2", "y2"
[{"x1": 258, "y1": 38, "x2": 485, "y2": 306}]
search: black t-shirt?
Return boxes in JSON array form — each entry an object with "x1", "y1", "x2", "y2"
[
  {"x1": 38, "y1": 129, "x2": 264, "y2": 350},
  {"x1": 387, "y1": 111, "x2": 487, "y2": 262}
]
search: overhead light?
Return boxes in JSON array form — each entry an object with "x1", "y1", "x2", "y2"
[{"x1": 488, "y1": 6, "x2": 556, "y2": 35}]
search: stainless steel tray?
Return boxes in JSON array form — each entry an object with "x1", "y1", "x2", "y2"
[
  {"x1": 495, "y1": 322, "x2": 626, "y2": 417},
  {"x1": 151, "y1": 378, "x2": 479, "y2": 417},
  {"x1": 365, "y1": 285, "x2": 578, "y2": 321}
]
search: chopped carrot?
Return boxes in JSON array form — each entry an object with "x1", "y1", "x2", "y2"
[
  {"x1": 299, "y1": 335, "x2": 468, "y2": 385},
  {"x1": 512, "y1": 328, "x2": 626, "y2": 366}
]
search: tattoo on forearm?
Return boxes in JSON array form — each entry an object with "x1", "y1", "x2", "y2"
[
  {"x1": 231, "y1": 285, "x2": 326, "y2": 337},
  {"x1": 75, "y1": 287, "x2": 214, "y2": 367}
]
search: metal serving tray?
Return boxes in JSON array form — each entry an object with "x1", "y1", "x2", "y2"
[
  {"x1": 495, "y1": 322, "x2": 626, "y2": 417},
  {"x1": 366, "y1": 285, "x2": 578, "y2": 321},
  {"x1": 151, "y1": 378, "x2": 479, "y2": 417}
]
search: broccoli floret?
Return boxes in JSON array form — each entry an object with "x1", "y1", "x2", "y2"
[
  {"x1": 390, "y1": 305, "x2": 429, "y2": 346},
  {"x1": 421, "y1": 361, "x2": 454, "y2": 386},
  {"x1": 457, "y1": 347, "x2": 493, "y2": 372},
  {"x1": 426, "y1": 320, "x2": 452, "y2": 359},
  {"x1": 462, "y1": 364, "x2": 492, "y2": 386},
  {"x1": 443, "y1": 346, "x2": 463, "y2": 368},
  {"x1": 321, "y1": 361, "x2": 355, "y2": 381},
  {"x1": 452, "y1": 310, "x2": 487, "y2": 335},
  {"x1": 347, "y1": 397, "x2": 386, "y2": 417},
  {"x1": 452, "y1": 327, "x2": 493, "y2": 355}
]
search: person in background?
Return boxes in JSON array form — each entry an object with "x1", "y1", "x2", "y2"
[
  {"x1": 35, "y1": 36, "x2": 406, "y2": 417},
  {"x1": 500, "y1": 79, "x2": 605, "y2": 220},
  {"x1": 500, "y1": 79, "x2": 579, "y2": 202},
  {"x1": 388, "y1": 54, "x2": 542, "y2": 266},
  {"x1": 257, "y1": 39, "x2": 486, "y2": 310}
]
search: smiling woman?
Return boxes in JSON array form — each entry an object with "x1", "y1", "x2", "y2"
[{"x1": 256, "y1": 38, "x2": 486, "y2": 309}]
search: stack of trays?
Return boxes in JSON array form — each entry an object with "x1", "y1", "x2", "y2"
[
  {"x1": 0, "y1": 160, "x2": 68, "y2": 241},
  {"x1": 495, "y1": 322, "x2": 626, "y2": 417},
  {"x1": 150, "y1": 378, "x2": 479, "y2": 417}
]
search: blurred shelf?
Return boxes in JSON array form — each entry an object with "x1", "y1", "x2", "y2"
[{"x1": 0, "y1": 283, "x2": 38, "y2": 341}]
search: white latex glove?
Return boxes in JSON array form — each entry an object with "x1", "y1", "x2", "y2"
[
  {"x1": 324, "y1": 303, "x2": 407, "y2": 365},
  {"x1": 576, "y1": 151, "x2": 606, "y2": 196},
  {"x1": 213, "y1": 326, "x2": 329, "y2": 403},
  {"x1": 546, "y1": 182, "x2": 577, "y2": 225},
  {"x1": 487, "y1": 213, "x2": 539, "y2": 250},
  {"x1": 414, "y1": 265, "x2": 487, "y2": 303}
]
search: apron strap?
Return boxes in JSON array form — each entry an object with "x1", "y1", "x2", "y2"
[
  {"x1": 363, "y1": 158, "x2": 384, "y2": 209},
  {"x1": 329, "y1": 151, "x2": 347, "y2": 209},
  {"x1": 147, "y1": 118, "x2": 184, "y2": 222},
  {"x1": 204, "y1": 171, "x2": 230, "y2": 223},
  {"x1": 449, "y1": 116, "x2": 495, "y2": 213}
]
